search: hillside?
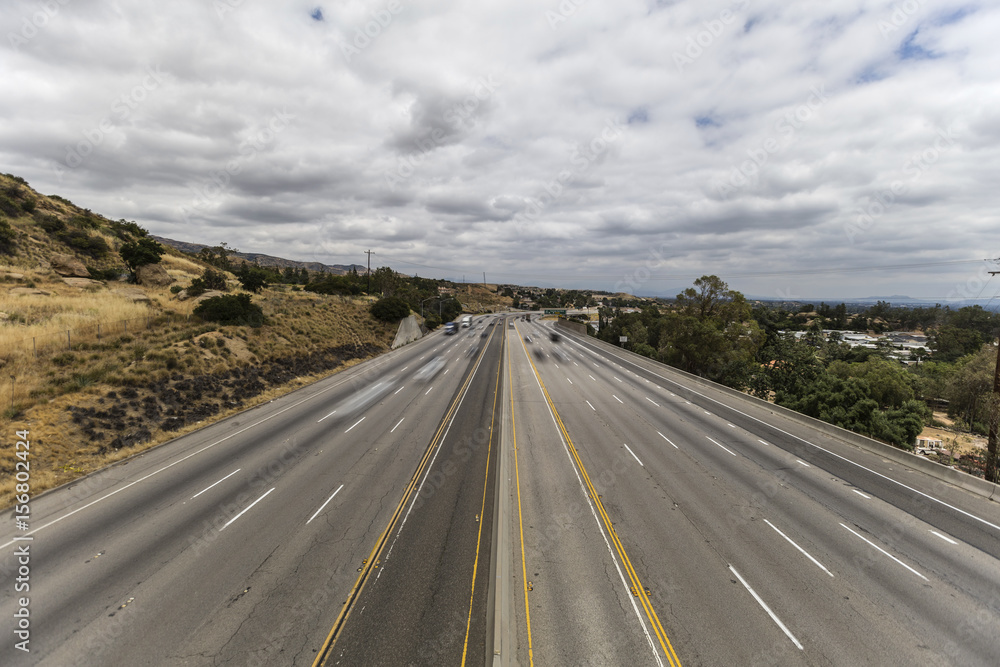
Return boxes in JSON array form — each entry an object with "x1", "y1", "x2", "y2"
[
  {"x1": 0, "y1": 173, "x2": 398, "y2": 507},
  {"x1": 151, "y1": 235, "x2": 366, "y2": 275}
]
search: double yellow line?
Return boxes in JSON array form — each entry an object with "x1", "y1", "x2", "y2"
[
  {"x1": 313, "y1": 327, "x2": 499, "y2": 667},
  {"x1": 515, "y1": 327, "x2": 682, "y2": 667}
]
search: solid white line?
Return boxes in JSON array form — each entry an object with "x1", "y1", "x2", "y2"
[
  {"x1": 191, "y1": 469, "x2": 241, "y2": 499},
  {"x1": 393, "y1": 385, "x2": 405, "y2": 395},
  {"x1": 563, "y1": 338, "x2": 1000, "y2": 534},
  {"x1": 796, "y1": 460, "x2": 810, "y2": 467},
  {"x1": 929, "y1": 530, "x2": 958, "y2": 545},
  {"x1": 840, "y1": 523, "x2": 928, "y2": 581},
  {"x1": 623, "y1": 443, "x2": 644, "y2": 467},
  {"x1": 520, "y1": 345, "x2": 664, "y2": 666},
  {"x1": 613, "y1": 395, "x2": 624, "y2": 404},
  {"x1": 425, "y1": 386, "x2": 434, "y2": 395},
  {"x1": 729, "y1": 565, "x2": 803, "y2": 650},
  {"x1": 221, "y1": 488, "x2": 275, "y2": 531},
  {"x1": 645, "y1": 397, "x2": 660, "y2": 407},
  {"x1": 706, "y1": 436, "x2": 737, "y2": 456},
  {"x1": 764, "y1": 519, "x2": 834, "y2": 577},
  {"x1": 586, "y1": 400, "x2": 596, "y2": 411},
  {"x1": 306, "y1": 484, "x2": 344, "y2": 524},
  {"x1": 318, "y1": 409, "x2": 337, "y2": 422},
  {"x1": 658, "y1": 432, "x2": 679, "y2": 449},
  {"x1": 852, "y1": 489, "x2": 871, "y2": 499},
  {"x1": 391, "y1": 418, "x2": 404, "y2": 433},
  {"x1": 345, "y1": 417, "x2": 365, "y2": 433}
]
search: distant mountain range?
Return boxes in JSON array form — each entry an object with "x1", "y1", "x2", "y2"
[
  {"x1": 750, "y1": 294, "x2": 1000, "y2": 310},
  {"x1": 152, "y1": 236, "x2": 367, "y2": 275}
]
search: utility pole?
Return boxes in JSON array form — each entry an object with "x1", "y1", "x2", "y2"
[
  {"x1": 985, "y1": 262, "x2": 1000, "y2": 482},
  {"x1": 364, "y1": 250, "x2": 373, "y2": 294}
]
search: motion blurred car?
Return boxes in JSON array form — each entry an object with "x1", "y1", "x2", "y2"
[
  {"x1": 414, "y1": 356, "x2": 446, "y2": 382},
  {"x1": 444, "y1": 322, "x2": 458, "y2": 335}
]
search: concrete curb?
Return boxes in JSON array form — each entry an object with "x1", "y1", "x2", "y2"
[
  {"x1": 555, "y1": 322, "x2": 998, "y2": 502},
  {"x1": 490, "y1": 325, "x2": 516, "y2": 665}
]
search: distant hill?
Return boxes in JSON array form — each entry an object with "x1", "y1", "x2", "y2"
[{"x1": 151, "y1": 236, "x2": 366, "y2": 275}]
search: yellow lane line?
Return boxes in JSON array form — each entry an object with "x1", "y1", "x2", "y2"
[
  {"x1": 514, "y1": 324, "x2": 682, "y2": 667},
  {"x1": 508, "y1": 325, "x2": 535, "y2": 666},
  {"x1": 313, "y1": 325, "x2": 499, "y2": 667},
  {"x1": 460, "y1": 338, "x2": 503, "y2": 665}
]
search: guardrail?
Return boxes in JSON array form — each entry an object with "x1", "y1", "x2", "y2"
[{"x1": 555, "y1": 321, "x2": 998, "y2": 501}]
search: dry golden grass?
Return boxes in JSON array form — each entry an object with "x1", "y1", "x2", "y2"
[
  {"x1": 0, "y1": 287, "x2": 397, "y2": 508},
  {"x1": 0, "y1": 287, "x2": 154, "y2": 359}
]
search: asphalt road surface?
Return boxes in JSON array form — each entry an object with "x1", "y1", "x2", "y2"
[{"x1": 2, "y1": 315, "x2": 998, "y2": 666}]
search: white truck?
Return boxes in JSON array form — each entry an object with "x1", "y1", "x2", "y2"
[{"x1": 461, "y1": 315, "x2": 472, "y2": 328}]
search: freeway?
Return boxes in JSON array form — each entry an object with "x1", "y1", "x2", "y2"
[
  {"x1": 1, "y1": 313, "x2": 997, "y2": 666},
  {"x1": 505, "y1": 317, "x2": 999, "y2": 665}
]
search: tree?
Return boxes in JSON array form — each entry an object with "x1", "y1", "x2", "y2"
[
  {"x1": 236, "y1": 265, "x2": 270, "y2": 293},
  {"x1": 945, "y1": 346, "x2": 996, "y2": 430},
  {"x1": 370, "y1": 295, "x2": 410, "y2": 321},
  {"x1": 930, "y1": 326, "x2": 985, "y2": 362},
  {"x1": 119, "y1": 237, "x2": 164, "y2": 280},
  {"x1": 372, "y1": 266, "x2": 400, "y2": 295},
  {"x1": 660, "y1": 275, "x2": 764, "y2": 386}
]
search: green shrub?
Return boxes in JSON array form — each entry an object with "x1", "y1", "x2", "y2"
[
  {"x1": 370, "y1": 296, "x2": 411, "y2": 321},
  {"x1": 57, "y1": 227, "x2": 110, "y2": 259},
  {"x1": 0, "y1": 218, "x2": 15, "y2": 255},
  {"x1": 170, "y1": 285, "x2": 183, "y2": 294},
  {"x1": 88, "y1": 266, "x2": 123, "y2": 281},
  {"x1": 194, "y1": 293, "x2": 265, "y2": 327},
  {"x1": 0, "y1": 196, "x2": 22, "y2": 217},
  {"x1": 35, "y1": 213, "x2": 64, "y2": 233},
  {"x1": 20, "y1": 198, "x2": 36, "y2": 213}
]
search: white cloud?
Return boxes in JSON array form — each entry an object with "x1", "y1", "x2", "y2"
[{"x1": 1, "y1": 0, "x2": 998, "y2": 300}]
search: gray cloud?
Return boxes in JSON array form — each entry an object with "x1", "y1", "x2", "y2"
[{"x1": 1, "y1": 0, "x2": 997, "y2": 299}]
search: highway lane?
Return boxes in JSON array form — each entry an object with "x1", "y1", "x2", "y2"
[
  {"x1": 325, "y1": 319, "x2": 503, "y2": 665},
  {"x1": 512, "y1": 318, "x2": 999, "y2": 665},
  {"x1": 0, "y1": 320, "x2": 492, "y2": 665}
]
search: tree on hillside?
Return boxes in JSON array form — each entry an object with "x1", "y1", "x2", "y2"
[
  {"x1": 236, "y1": 265, "x2": 270, "y2": 293},
  {"x1": 119, "y1": 236, "x2": 164, "y2": 280},
  {"x1": 371, "y1": 295, "x2": 410, "y2": 321},
  {"x1": 930, "y1": 325, "x2": 985, "y2": 362},
  {"x1": 372, "y1": 266, "x2": 400, "y2": 296}
]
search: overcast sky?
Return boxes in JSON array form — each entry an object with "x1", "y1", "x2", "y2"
[{"x1": 3, "y1": 0, "x2": 999, "y2": 301}]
